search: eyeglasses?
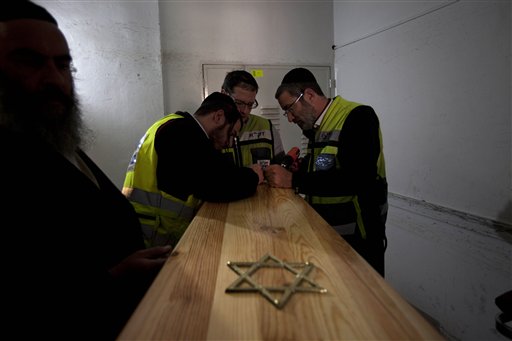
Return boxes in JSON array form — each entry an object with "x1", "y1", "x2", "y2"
[
  {"x1": 230, "y1": 95, "x2": 259, "y2": 110},
  {"x1": 282, "y1": 93, "x2": 303, "y2": 117}
]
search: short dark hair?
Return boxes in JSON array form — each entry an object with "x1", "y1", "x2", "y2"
[
  {"x1": 221, "y1": 70, "x2": 259, "y2": 94},
  {"x1": 275, "y1": 67, "x2": 324, "y2": 99},
  {"x1": 0, "y1": 1, "x2": 58, "y2": 26},
  {"x1": 195, "y1": 92, "x2": 242, "y2": 125}
]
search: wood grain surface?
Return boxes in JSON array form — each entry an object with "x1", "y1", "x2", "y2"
[{"x1": 117, "y1": 184, "x2": 444, "y2": 340}]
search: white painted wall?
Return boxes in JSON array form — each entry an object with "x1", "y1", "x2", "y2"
[
  {"x1": 37, "y1": 0, "x2": 165, "y2": 188},
  {"x1": 387, "y1": 194, "x2": 511, "y2": 341},
  {"x1": 334, "y1": 0, "x2": 511, "y2": 225},
  {"x1": 158, "y1": 0, "x2": 334, "y2": 114},
  {"x1": 334, "y1": 1, "x2": 512, "y2": 340}
]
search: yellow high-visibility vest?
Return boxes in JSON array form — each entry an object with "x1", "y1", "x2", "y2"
[
  {"x1": 122, "y1": 113, "x2": 201, "y2": 247},
  {"x1": 222, "y1": 114, "x2": 275, "y2": 167},
  {"x1": 307, "y1": 96, "x2": 387, "y2": 239}
]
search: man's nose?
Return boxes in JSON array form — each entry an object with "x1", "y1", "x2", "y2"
[
  {"x1": 41, "y1": 60, "x2": 69, "y2": 89},
  {"x1": 238, "y1": 105, "x2": 251, "y2": 115}
]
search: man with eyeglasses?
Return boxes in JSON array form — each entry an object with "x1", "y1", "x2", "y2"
[
  {"x1": 264, "y1": 68, "x2": 388, "y2": 277},
  {"x1": 123, "y1": 92, "x2": 264, "y2": 247},
  {"x1": 220, "y1": 70, "x2": 285, "y2": 169}
]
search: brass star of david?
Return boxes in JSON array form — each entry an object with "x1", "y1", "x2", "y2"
[{"x1": 225, "y1": 253, "x2": 327, "y2": 309}]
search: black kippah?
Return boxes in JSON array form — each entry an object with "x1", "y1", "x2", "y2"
[
  {"x1": 200, "y1": 92, "x2": 241, "y2": 122},
  {"x1": 0, "y1": 1, "x2": 58, "y2": 26},
  {"x1": 201, "y1": 92, "x2": 234, "y2": 109},
  {"x1": 281, "y1": 67, "x2": 317, "y2": 84}
]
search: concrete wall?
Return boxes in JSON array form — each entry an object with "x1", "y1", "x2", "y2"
[
  {"x1": 387, "y1": 194, "x2": 511, "y2": 340},
  {"x1": 333, "y1": 1, "x2": 512, "y2": 339},
  {"x1": 333, "y1": 0, "x2": 511, "y2": 225},
  {"x1": 39, "y1": 0, "x2": 165, "y2": 188},
  {"x1": 158, "y1": 0, "x2": 334, "y2": 114}
]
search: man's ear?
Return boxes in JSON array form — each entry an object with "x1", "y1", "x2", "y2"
[
  {"x1": 303, "y1": 88, "x2": 315, "y2": 102},
  {"x1": 212, "y1": 109, "x2": 225, "y2": 126}
]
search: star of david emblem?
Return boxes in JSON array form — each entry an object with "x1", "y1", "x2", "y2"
[{"x1": 225, "y1": 253, "x2": 327, "y2": 309}]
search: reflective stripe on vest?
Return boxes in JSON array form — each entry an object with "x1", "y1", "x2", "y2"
[
  {"x1": 122, "y1": 113, "x2": 202, "y2": 247},
  {"x1": 128, "y1": 187, "x2": 195, "y2": 220}
]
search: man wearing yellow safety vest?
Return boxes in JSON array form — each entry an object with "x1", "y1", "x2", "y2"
[
  {"x1": 264, "y1": 68, "x2": 388, "y2": 277},
  {"x1": 220, "y1": 70, "x2": 285, "y2": 168},
  {"x1": 123, "y1": 92, "x2": 263, "y2": 247}
]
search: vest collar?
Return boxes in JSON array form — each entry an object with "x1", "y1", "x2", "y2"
[{"x1": 314, "y1": 98, "x2": 333, "y2": 129}]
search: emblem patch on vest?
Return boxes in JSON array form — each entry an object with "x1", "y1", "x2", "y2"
[{"x1": 315, "y1": 153, "x2": 335, "y2": 171}]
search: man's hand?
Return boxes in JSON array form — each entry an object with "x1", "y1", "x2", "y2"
[
  {"x1": 249, "y1": 164, "x2": 264, "y2": 184},
  {"x1": 264, "y1": 164, "x2": 292, "y2": 188},
  {"x1": 109, "y1": 245, "x2": 172, "y2": 280},
  {"x1": 290, "y1": 157, "x2": 303, "y2": 172}
]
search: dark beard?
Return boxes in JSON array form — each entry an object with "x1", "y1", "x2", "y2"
[{"x1": 0, "y1": 71, "x2": 86, "y2": 156}]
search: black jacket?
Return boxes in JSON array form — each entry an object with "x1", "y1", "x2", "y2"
[
  {"x1": 1, "y1": 127, "x2": 149, "y2": 340},
  {"x1": 292, "y1": 105, "x2": 388, "y2": 276},
  {"x1": 155, "y1": 112, "x2": 259, "y2": 202}
]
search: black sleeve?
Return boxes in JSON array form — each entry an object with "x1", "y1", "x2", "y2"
[
  {"x1": 293, "y1": 105, "x2": 381, "y2": 196},
  {"x1": 155, "y1": 116, "x2": 259, "y2": 202}
]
